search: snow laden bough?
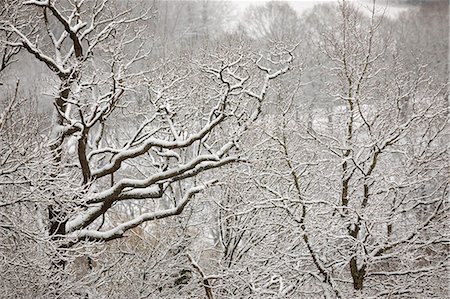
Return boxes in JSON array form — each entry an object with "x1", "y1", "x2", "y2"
[{"x1": 1, "y1": 0, "x2": 295, "y2": 259}]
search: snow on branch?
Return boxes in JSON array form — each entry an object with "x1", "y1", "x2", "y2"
[{"x1": 72, "y1": 180, "x2": 218, "y2": 241}]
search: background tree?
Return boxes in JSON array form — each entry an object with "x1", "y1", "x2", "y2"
[
  {"x1": 0, "y1": 1, "x2": 447, "y2": 298},
  {"x1": 240, "y1": 0, "x2": 302, "y2": 42},
  {"x1": 207, "y1": 1, "x2": 448, "y2": 298}
]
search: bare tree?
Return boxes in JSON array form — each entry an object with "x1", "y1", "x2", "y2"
[
  {"x1": 0, "y1": 0, "x2": 294, "y2": 296},
  {"x1": 240, "y1": 1, "x2": 301, "y2": 42},
  {"x1": 1, "y1": 1, "x2": 447, "y2": 298},
  {"x1": 206, "y1": 1, "x2": 448, "y2": 298}
]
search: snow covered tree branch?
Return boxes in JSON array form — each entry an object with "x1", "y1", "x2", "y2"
[{"x1": 3, "y1": 0, "x2": 294, "y2": 251}]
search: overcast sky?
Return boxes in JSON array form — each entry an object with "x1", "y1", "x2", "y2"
[
  {"x1": 229, "y1": 0, "x2": 407, "y2": 23},
  {"x1": 230, "y1": 0, "x2": 334, "y2": 15}
]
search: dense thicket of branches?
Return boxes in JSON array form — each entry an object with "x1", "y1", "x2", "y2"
[{"x1": 0, "y1": 1, "x2": 448, "y2": 298}]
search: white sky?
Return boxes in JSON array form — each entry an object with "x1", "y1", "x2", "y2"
[
  {"x1": 230, "y1": 0, "x2": 335, "y2": 15},
  {"x1": 227, "y1": 0, "x2": 407, "y2": 24}
]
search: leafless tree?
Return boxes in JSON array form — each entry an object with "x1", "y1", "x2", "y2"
[
  {"x1": 0, "y1": 0, "x2": 294, "y2": 297},
  {"x1": 0, "y1": 1, "x2": 447, "y2": 298},
  {"x1": 206, "y1": 1, "x2": 448, "y2": 298}
]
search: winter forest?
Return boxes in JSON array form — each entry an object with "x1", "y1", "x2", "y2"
[{"x1": 0, "y1": 0, "x2": 448, "y2": 298}]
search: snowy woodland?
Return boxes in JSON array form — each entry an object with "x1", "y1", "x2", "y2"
[{"x1": 0, "y1": 0, "x2": 448, "y2": 298}]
